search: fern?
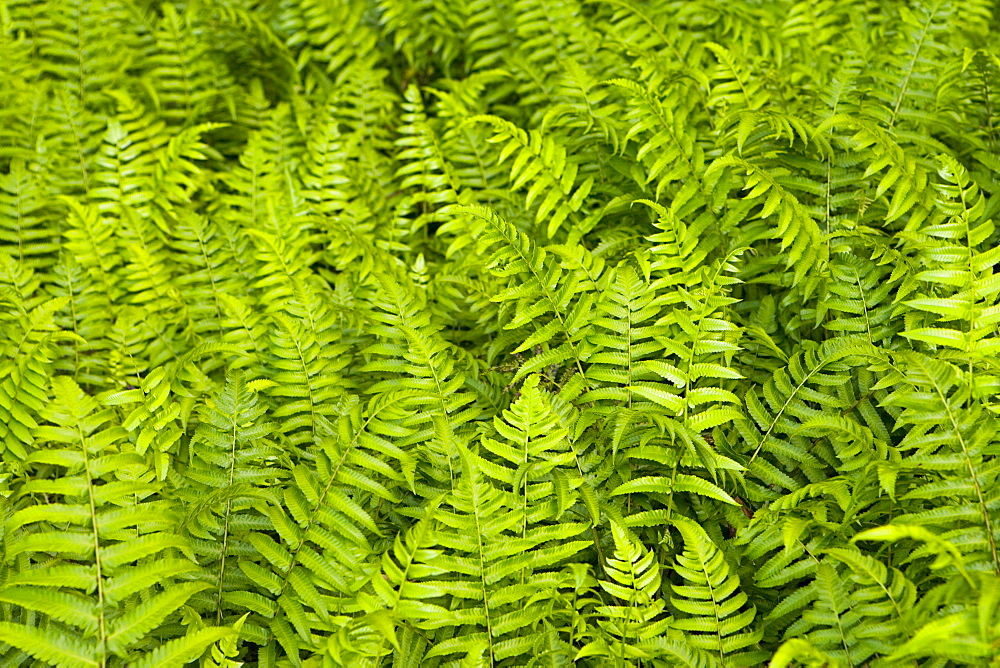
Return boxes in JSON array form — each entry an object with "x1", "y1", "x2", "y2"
[
  {"x1": 0, "y1": 377, "x2": 224, "y2": 666},
  {"x1": 669, "y1": 517, "x2": 764, "y2": 667},
  {"x1": 143, "y1": 3, "x2": 233, "y2": 125},
  {"x1": 173, "y1": 372, "x2": 284, "y2": 635},
  {"x1": 383, "y1": 443, "x2": 589, "y2": 664},
  {"x1": 0, "y1": 266, "x2": 72, "y2": 459},
  {"x1": 2, "y1": 1, "x2": 1000, "y2": 665},
  {"x1": 474, "y1": 116, "x2": 595, "y2": 238},
  {"x1": 578, "y1": 522, "x2": 673, "y2": 664}
]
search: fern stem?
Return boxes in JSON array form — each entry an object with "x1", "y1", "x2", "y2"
[
  {"x1": 923, "y1": 360, "x2": 1000, "y2": 574},
  {"x1": 215, "y1": 419, "x2": 239, "y2": 626},
  {"x1": 80, "y1": 421, "x2": 109, "y2": 666},
  {"x1": 888, "y1": 2, "x2": 940, "y2": 128},
  {"x1": 470, "y1": 494, "x2": 496, "y2": 665}
]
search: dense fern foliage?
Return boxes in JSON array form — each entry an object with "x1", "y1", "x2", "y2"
[{"x1": 2, "y1": 0, "x2": 1000, "y2": 665}]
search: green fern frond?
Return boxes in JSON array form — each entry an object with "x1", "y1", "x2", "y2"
[
  {"x1": 1, "y1": 376, "x2": 205, "y2": 664},
  {"x1": 473, "y1": 116, "x2": 595, "y2": 238},
  {"x1": 669, "y1": 517, "x2": 764, "y2": 666}
]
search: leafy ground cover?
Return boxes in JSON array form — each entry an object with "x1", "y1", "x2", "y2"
[{"x1": 1, "y1": 0, "x2": 1000, "y2": 665}]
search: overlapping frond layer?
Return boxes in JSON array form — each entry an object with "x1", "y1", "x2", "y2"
[{"x1": 1, "y1": 0, "x2": 999, "y2": 665}]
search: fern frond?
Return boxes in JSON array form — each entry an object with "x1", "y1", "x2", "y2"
[
  {"x1": 669, "y1": 517, "x2": 764, "y2": 666},
  {"x1": 2, "y1": 376, "x2": 204, "y2": 664},
  {"x1": 473, "y1": 116, "x2": 594, "y2": 238}
]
